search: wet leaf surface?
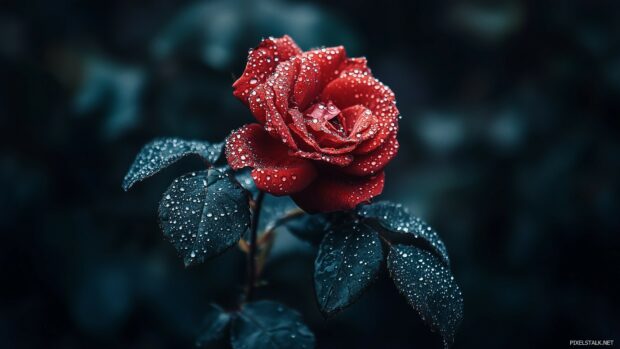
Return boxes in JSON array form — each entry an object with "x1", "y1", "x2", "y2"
[
  {"x1": 358, "y1": 201, "x2": 450, "y2": 265},
  {"x1": 285, "y1": 213, "x2": 329, "y2": 245},
  {"x1": 387, "y1": 244, "x2": 463, "y2": 348},
  {"x1": 234, "y1": 168, "x2": 258, "y2": 196},
  {"x1": 123, "y1": 138, "x2": 224, "y2": 191},
  {"x1": 158, "y1": 168, "x2": 250, "y2": 266},
  {"x1": 314, "y1": 220, "x2": 383, "y2": 317},
  {"x1": 257, "y1": 194, "x2": 298, "y2": 233},
  {"x1": 196, "y1": 304, "x2": 231, "y2": 348},
  {"x1": 231, "y1": 300, "x2": 315, "y2": 349}
]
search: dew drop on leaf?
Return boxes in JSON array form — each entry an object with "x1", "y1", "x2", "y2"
[
  {"x1": 358, "y1": 201, "x2": 450, "y2": 265},
  {"x1": 387, "y1": 244, "x2": 463, "y2": 348},
  {"x1": 314, "y1": 221, "x2": 383, "y2": 316},
  {"x1": 158, "y1": 168, "x2": 250, "y2": 267},
  {"x1": 231, "y1": 301, "x2": 315, "y2": 349},
  {"x1": 123, "y1": 138, "x2": 224, "y2": 191}
]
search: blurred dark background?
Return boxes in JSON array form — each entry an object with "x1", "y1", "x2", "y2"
[{"x1": 2, "y1": 0, "x2": 619, "y2": 348}]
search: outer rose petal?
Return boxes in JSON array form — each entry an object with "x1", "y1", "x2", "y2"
[
  {"x1": 292, "y1": 171, "x2": 385, "y2": 212},
  {"x1": 225, "y1": 124, "x2": 316, "y2": 195},
  {"x1": 293, "y1": 46, "x2": 346, "y2": 109},
  {"x1": 262, "y1": 87, "x2": 299, "y2": 150},
  {"x1": 342, "y1": 132, "x2": 399, "y2": 176},
  {"x1": 337, "y1": 57, "x2": 371, "y2": 76},
  {"x1": 247, "y1": 84, "x2": 270, "y2": 123},
  {"x1": 248, "y1": 61, "x2": 300, "y2": 151},
  {"x1": 233, "y1": 36, "x2": 302, "y2": 104},
  {"x1": 269, "y1": 60, "x2": 299, "y2": 117}
]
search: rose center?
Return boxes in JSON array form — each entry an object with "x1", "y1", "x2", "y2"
[
  {"x1": 306, "y1": 101, "x2": 340, "y2": 121},
  {"x1": 304, "y1": 101, "x2": 349, "y2": 135}
]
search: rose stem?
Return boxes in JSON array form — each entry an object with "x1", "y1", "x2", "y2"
[{"x1": 245, "y1": 190, "x2": 264, "y2": 302}]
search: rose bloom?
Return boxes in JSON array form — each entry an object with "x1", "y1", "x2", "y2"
[{"x1": 226, "y1": 35, "x2": 399, "y2": 212}]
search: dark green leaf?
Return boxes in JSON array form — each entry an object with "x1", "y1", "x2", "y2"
[
  {"x1": 387, "y1": 244, "x2": 463, "y2": 348},
  {"x1": 285, "y1": 214, "x2": 329, "y2": 245},
  {"x1": 358, "y1": 201, "x2": 450, "y2": 265},
  {"x1": 231, "y1": 301, "x2": 315, "y2": 349},
  {"x1": 196, "y1": 304, "x2": 232, "y2": 348},
  {"x1": 234, "y1": 169, "x2": 258, "y2": 195},
  {"x1": 123, "y1": 138, "x2": 224, "y2": 191},
  {"x1": 158, "y1": 168, "x2": 250, "y2": 266},
  {"x1": 314, "y1": 221, "x2": 383, "y2": 317},
  {"x1": 257, "y1": 194, "x2": 298, "y2": 232},
  {"x1": 234, "y1": 171, "x2": 303, "y2": 234}
]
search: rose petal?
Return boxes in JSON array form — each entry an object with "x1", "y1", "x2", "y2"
[
  {"x1": 268, "y1": 59, "x2": 299, "y2": 117},
  {"x1": 263, "y1": 87, "x2": 299, "y2": 150},
  {"x1": 292, "y1": 171, "x2": 385, "y2": 212},
  {"x1": 247, "y1": 84, "x2": 269, "y2": 123},
  {"x1": 354, "y1": 119, "x2": 397, "y2": 154},
  {"x1": 247, "y1": 60, "x2": 298, "y2": 123},
  {"x1": 246, "y1": 61, "x2": 301, "y2": 153},
  {"x1": 288, "y1": 108, "x2": 315, "y2": 143},
  {"x1": 288, "y1": 108, "x2": 356, "y2": 156},
  {"x1": 322, "y1": 71, "x2": 398, "y2": 117},
  {"x1": 343, "y1": 132, "x2": 399, "y2": 176},
  {"x1": 290, "y1": 150, "x2": 353, "y2": 167},
  {"x1": 233, "y1": 35, "x2": 302, "y2": 104},
  {"x1": 337, "y1": 57, "x2": 371, "y2": 76},
  {"x1": 337, "y1": 105, "x2": 378, "y2": 142},
  {"x1": 225, "y1": 124, "x2": 316, "y2": 195},
  {"x1": 306, "y1": 118, "x2": 354, "y2": 148},
  {"x1": 306, "y1": 101, "x2": 340, "y2": 121},
  {"x1": 293, "y1": 46, "x2": 346, "y2": 109},
  {"x1": 322, "y1": 71, "x2": 399, "y2": 154},
  {"x1": 247, "y1": 85, "x2": 297, "y2": 150},
  {"x1": 250, "y1": 165, "x2": 314, "y2": 196}
]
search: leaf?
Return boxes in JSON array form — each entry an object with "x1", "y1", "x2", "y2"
[
  {"x1": 314, "y1": 220, "x2": 383, "y2": 317},
  {"x1": 122, "y1": 138, "x2": 224, "y2": 191},
  {"x1": 158, "y1": 168, "x2": 250, "y2": 266},
  {"x1": 285, "y1": 214, "x2": 329, "y2": 245},
  {"x1": 233, "y1": 172, "x2": 303, "y2": 234},
  {"x1": 358, "y1": 201, "x2": 450, "y2": 265},
  {"x1": 234, "y1": 169, "x2": 258, "y2": 195},
  {"x1": 257, "y1": 194, "x2": 298, "y2": 233},
  {"x1": 387, "y1": 244, "x2": 463, "y2": 348},
  {"x1": 231, "y1": 300, "x2": 315, "y2": 349},
  {"x1": 196, "y1": 304, "x2": 232, "y2": 348}
]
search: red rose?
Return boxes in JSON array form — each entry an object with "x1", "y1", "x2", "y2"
[{"x1": 226, "y1": 35, "x2": 399, "y2": 212}]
